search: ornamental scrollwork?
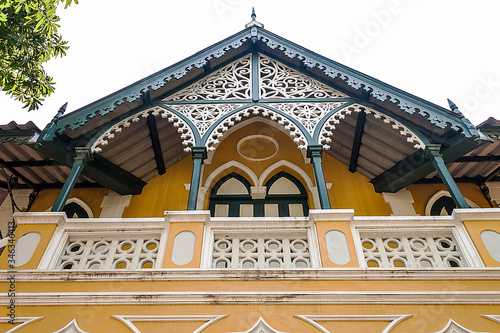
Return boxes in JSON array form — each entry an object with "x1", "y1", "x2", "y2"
[
  {"x1": 205, "y1": 105, "x2": 308, "y2": 151},
  {"x1": 267, "y1": 102, "x2": 345, "y2": 135},
  {"x1": 259, "y1": 54, "x2": 347, "y2": 99},
  {"x1": 91, "y1": 106, "x2": 195, "y2": 153},
  {"x1": 318, "y1": 104, "x2": 425, "y2": 151},
  {"x1": 166, "y1": 103, "x2": 245, "y2": 136},
  {"x1": 164, "y1": 55, "x2": 251, "y2": 101}
]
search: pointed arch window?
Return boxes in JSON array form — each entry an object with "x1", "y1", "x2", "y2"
[{"x1": 209, "y1": 172, "x2": 308, "y2": 217}]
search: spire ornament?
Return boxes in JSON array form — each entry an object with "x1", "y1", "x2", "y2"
[{"x1": 245, "y1": 7, "x2": 264, "y2": 28}]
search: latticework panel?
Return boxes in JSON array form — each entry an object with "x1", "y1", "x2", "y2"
[
  {"x1": 361, "y1": 234, "x2": 467, "y2": 268},
  {"x1": 57, "y1": 236, "x2": 160, "y2": 270},
  {"x1": 212, "y1": 233, "x2": 310, "y2": 269}
]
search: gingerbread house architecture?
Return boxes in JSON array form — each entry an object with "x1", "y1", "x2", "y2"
[{"x1": 0, "y1": 14, "x2": 500, "y2": 333}]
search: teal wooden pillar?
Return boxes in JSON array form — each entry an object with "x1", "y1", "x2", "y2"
[
  {"x1": 307, "y1": 145, "x2": 331, "y2": 209},
  {"x1": 187, "y1": 147, "x2": 207, "y2": 210},
  {"x1": 51, "y1": 148, "x2": 91, "y2": 212},
  {"x1": 428, "y1": 144, "x2": 469, "y2": 208}
]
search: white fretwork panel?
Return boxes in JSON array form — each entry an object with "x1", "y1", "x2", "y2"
[
  {"x1": 164, "y1": 55, "x2": 251, "y2": 101},
  {"x1": 268, "y1": 102, "x2": 344, "y2": 135},
  {"x1": 213, "y1": 233, "x2": 310, "y2": 269},
  {"x1": 167, "y1": 103, "x2": 244, "y2": 136},
  {"x1": 57, "y1": 235, "x2": 160, "y2": 270},
  {"x1": 361, "y1": 234, "x2": 467, "y2": 268},
  {"x1": 259, "y1": 54, "x2": 347, "y2": 99}
]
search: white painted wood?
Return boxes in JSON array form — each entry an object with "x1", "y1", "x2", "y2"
[
  {"x1": 217, "y1": 178, "x2": 249, "y2": 195},
  {"x1": 99, "y1": 192, "x2": 132, "y2": 218},
  {"x1": 382, "y1": 189, "x2": 417, "y2": 216}
]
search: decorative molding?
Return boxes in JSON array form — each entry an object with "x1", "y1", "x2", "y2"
[
  {"x1": 167, "y1": 103, "x2": 244, "y2": 136},
  {"x1": 3, "y1": 291, "x2": 500, "y2": 306},
  {"x1": 204, "y1": 105, "x2": 309, "y2": 151},
  {"x1": 428, "y1": 318, "x2": 487, "y2": 333},
  {"x1": 52, "y1": 319, "x2": 89, "y2": 333},
  {"x1": 0, "y1": 317, "x2": 44, "y2": 333},
  {"x1": 382, "y1": 189, "x2": 418, "y2": 216},
  {"x1": 3, "y1": 268, "x2": 500, "y2": 282},
  {"x1": 481, "y1": 315, "x2": 500, "y2": 325},
  {"x1": 259, "y1": 54, "x2": 347, "y2": 99},
  {"x1": 268, "y1": 102, "x2": 344, "y2": 135},
  {"x1": 237, "y1": 134, "x2": 279, "y2": 161},
  {"x1": 258, "y1": 31, "x2": 463, "y2": 132},
  {"x1": 111, "y1": 315, "x2": 227, "y2": 333},
  {"x1": 91, "y1": 106, "x2": 196, "y2": 153},
  {"x1": 50, "y1": 33, "x2": 252, "y2": 138},
  {"x1": 295, "y1": 314, "x2": 412, "y2": 333},
  {"x1": 318, "y1": 104, "x2": 425, "y2": 150},
  {"x1": 227, "y1": 317, "x2": 288, "y2": 333},
  {"x1": 164, "y1": 55, "x2": 251, "y2": 101}
]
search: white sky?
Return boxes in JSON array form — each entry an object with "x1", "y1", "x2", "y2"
[{"x1": 1, "y1": 0, "x2": 499, "y2": 129}]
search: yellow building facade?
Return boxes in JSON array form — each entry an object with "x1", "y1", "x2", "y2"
[{"x1": 1, "y1": 16, "x2": 500, "y2": 333}]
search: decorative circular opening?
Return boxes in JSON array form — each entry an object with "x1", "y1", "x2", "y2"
[
  {"x1": 362, "y1": 240, "x2": 374, "y2": 250},
  {"x1": 242, "y1": 260, "x2": 255, "y2": 268},
  {"x1": 240, "y1": 240, "x2": 257, "y2": 252},
  {"x1": 144, "y1": 240, "x2": 158, "y2": 252},
  {"x1": 367, "y1": 260, "x2": 379, "y2": 268},
  {"x1": 237, "y1": 135, "x2": 279, "y2": 161},
  {"x1": 141, "y1": 260, "x2": 154, "y2": 269},
  {"x1": 87, "y1": 261, "x2": 101, "y2": 269},
  {"x1": 392, "y1": 259, "x2": 406, "y2": 268},
  {"x1": 268, "y1": 259, "x2": 281, "y2": 268},
  {"x1": 294, "y1": 259, "x2": 308, "y2": 268},
  {"x1": 114, "y1": 261, "x2": 128, "y2": 269}
]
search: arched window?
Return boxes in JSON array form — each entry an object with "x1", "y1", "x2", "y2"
[
  {"x1": 425, "y1": 190, "x2": 479, "y2": 216},
  {"x1": 262, "y1": 171, "x2": 308, "y2": 217},
  {"x1": 209, "y1": 172, "x2": 308, "y2": 217},
  {"x1": 210, "y1": 173, "x2": 253, "y2": 217}
]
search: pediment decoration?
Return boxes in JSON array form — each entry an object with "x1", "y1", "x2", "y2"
[
  {"x1": 318, "y1": 104, "x2": 425, "y2": 150},
  {"x1": 167, "y1": 103, "x2": 245, "y2": 136},
  {"x1": 1, "y1": 316, "x2": 45, "y2": 333},
  {"x1": 294, "y1": 314, "x2": 412, "y2": 333},
  {"x1": 205, "y1": 105, "x2": 309, "y2": 151},
  {"x1": 429, "y1": 319, "x2": 488, "y2": 333},
  {"x1": 259, "y1": 54, "x2": 347, "y2": 99},
  {"x1": 164, "y1": 55, "x2": 251, "y2": 101},
  {"x1": 91, "y1": 106, "x2": 196, "y2": 153},
  {"x1": 51, "y1": 319, "x2": 90, "y2": 333},
  {"x1": 226, "y1": 317, "x2": 288, "y2": 333},
  {"x1": 111, "y1": 315, "x2": 227, "y2": 333}
]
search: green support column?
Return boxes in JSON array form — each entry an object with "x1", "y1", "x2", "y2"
[
  {"x1": 428, "y1": 144, "x2": 469, "y2": 208},
  {"x1": 51, "y1": 147, "x2": 91, "y2": 212},
  {"x1": 307, "y1": 145, "x2": 331, "y2": 209},
  {"x1": 187, "y1": 147, "x2": 207, "y2": 210}
]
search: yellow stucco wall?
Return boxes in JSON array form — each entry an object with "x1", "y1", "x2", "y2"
[
  {"x1": 407, "y1": 182, "x2": 491, "y2": 216},
  {"x1": 1, "y1": 290, "x2": 499, "y2": 333},
  {"x1": 463, "y1": 220, "x2": 500, "y2": 267},
  {"x1": 0, "y1": 224, "x2": 56, "y2": 270},
  {"x1": 322, "y1": 153, "x2": 393, "y2": 215},
  {"x1": 122, "y1": 156, "x2": 193, "y2": 217},
  {"x1": 29, "y1": 188, "x2": 109, "y2": 216}
]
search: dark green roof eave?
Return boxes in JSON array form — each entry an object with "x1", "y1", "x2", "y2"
[
  {"x1": 255, "y1": 28, "x2": 472, "y2": 134},
  {"x1": 40, "y1": 24, "x2": 477, "y2": 141},
  {"x1": 40, "y1": 28, "x2": 254, "y2": 140}
]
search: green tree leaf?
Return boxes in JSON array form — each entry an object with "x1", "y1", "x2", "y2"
[{"x1": 0, "y1": 0, "x2": 76, "y2": 110}]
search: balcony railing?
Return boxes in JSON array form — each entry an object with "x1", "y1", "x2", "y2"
[{"x1": 9, "y1": 209, "x2": 494, "y2": 271}]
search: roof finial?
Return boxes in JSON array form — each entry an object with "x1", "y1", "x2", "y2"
[
  {"x1": 447, "y1": 98, "x2": 463, "y2": 116},
  {"x1": 245, "y1": 7, "x2": 264, "y2": 29}
]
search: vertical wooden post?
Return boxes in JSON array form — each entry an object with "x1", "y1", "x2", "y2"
[
  {"x1": 51, "y1": 148, "x2": 91, "y2": 212},
  {"x1": 187, "y1": 147, "x2": 207, "y2": 210},
  {"x1": 307, "y1": 145, "x2": 331, "y2": 209},
  {"x1": 428, "y1": 144, "x2": 469, "y2": 208}
]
